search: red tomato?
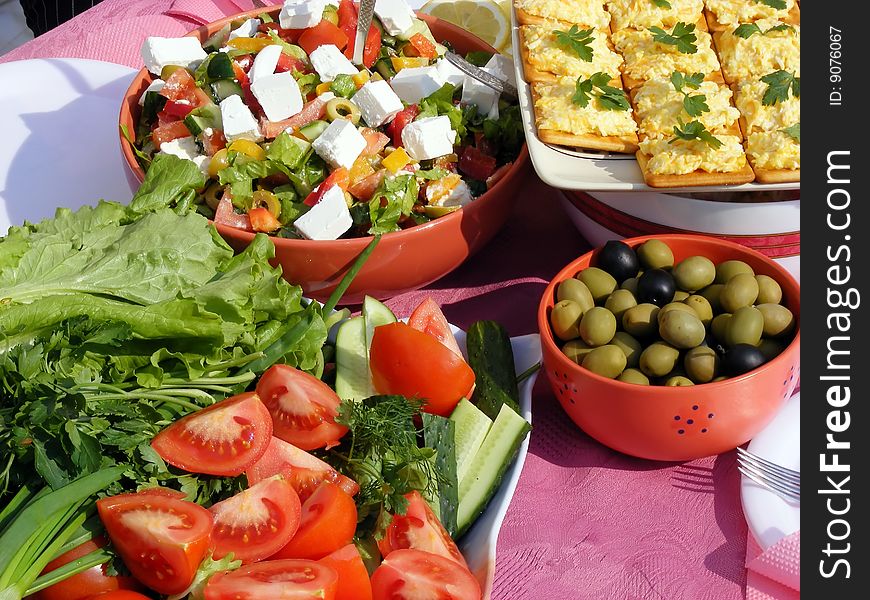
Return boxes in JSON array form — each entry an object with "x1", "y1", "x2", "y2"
[
  {"x1": 85, "y1": 593, "x2": 153, "y2": 600},
  {"x1": 271, "y1": 483, "x2": 358, "y2": 561},
  {"x1": 275, "y1": 53, "x2": 309, "y2": 74},
  {"x1": 201, "y1": 128, "x2": 227, "y2": 156},
  {"x1": 407, "y1": 298, "x2": 463, "y2": 357},
  {"x1": 204, "y1": 559, "x2": 338, "y2": 600},
  {"x1": 360, "y1": 128, "x2": 390, "y2": 156},
  {"x1": 348, "y1": 169, "x2": 385, "y2": 200},
  {"x1": 151, "y1": 120, "x2": 191, "y2": 148},
  {"x1": 135, "y1": 487, "x2": 187, "y2": 499},
  {"x1": 385, "y1": 105, "x2": 419, "y2": 147},
  {"x1": 255, "y1": 364, "x2": 348, "y2": 450},
  {"x1": 214, "y1": 195, "x2": 254, "y2": 232},
  {"x1": 151, "y1": 392, "x2": 272, "y2": 476},
  {"x1": 247, "y1": 437, "x2": 359, "y2": 502},
  {"x1": 408, "y1": 34, "x2": 437, "y2": 59},
  {"x1": 370, "y1": 323, "x2": 475, "y2": 417},
  {"x1": 298, "y1": 21, "x2": 348, "y2": 55},
  {"x1": 319, "y1": 544, "x2": 373, "y2": 600},
  {"x1": 370, "y1": 550, "x2": 481, "y2": 600},
  {"x1": 337, "y1": 0, "x2": 357, "y2": 60},
  {"x1": 209, "y1": 476, "x2": 302, "y2": 564},
  {"x1": 34, "y1": 537, "x2": 142, "y2": 600},
  {"x1": 160, "y1": 68, "x2": 198, "y2": 103},
  {"x1": 303, "y1": 167, "x2": 350, "y2": 207},
  {"x1": 459, "y1": 145, "x2": 497, "y2": 181},
  {"x1": 377, "y1": 492, "x2": 467, "y2": 568},
  {"x1": 362, "y1": 25, "x2": 381, "y2": 69},
  {"x1": 248, "y1": 207, "x2": 282, "y2": 232},
  {"x1": 159, "y1": 99, "x2": 196, "y2": 120},
  {"x1": 261, "y1": 96, "x2": 330, "y2": 138},
  {"x1": 234, "y1": 53, "x2": 254, "y2": 72},
  {"x1": 231, "y1": 60, "x2": 264, "y2": 118},
  {"x1": 97, "y1": 492, "x2": 213, "y2": 595}
]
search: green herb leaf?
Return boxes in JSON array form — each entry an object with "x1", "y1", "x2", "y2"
[
  {"x1": 571, "y1": 77, "x2": 594, "y2": 107},
  {"x1": 651, "y1": 0, "x2": 672, "y2": 7},
  {"x1": 733, "y1": 23, "x2": 762, "y2": 38},
  {"x1": 368, "y1": 174, "x2": 419, "y2": 234},
  {"x1": 650, "y1": 22, "x2": 698, "y2": 54},
  {"x1": 670, "y1": 120, "x2": 723, "y2": 149},
  {"x1": 781, "y1": 123, "x2": 800, "y2": 142},
  {"x1": 553, "y1": 25, "x2": 595, "y2": 62},
  {"x1": 760, "y1": 70, "x2": 800, "y2": 105},
  {"x1": 572, "y1": 73, "x2": 630, "y2": 111},
  {"x1": 766, "y1": 23, "x2": 795, "y2": 33},
  {"x1": 670, "y1": 71, "x2": 704, "y2": 92},
  {"x1": 756, "y1": 0, "x2": 787, "y2": 9}
]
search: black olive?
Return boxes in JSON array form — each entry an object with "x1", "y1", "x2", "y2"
[
  {"x1": 596, "y1": 240, "x2": 640, "y2": 284},
  {"x1": 636, "y1": 269, "x2": 676, "y2": 306},
  {"x1": 723, "y1": 344, "x2": 766, "y2": 375}
]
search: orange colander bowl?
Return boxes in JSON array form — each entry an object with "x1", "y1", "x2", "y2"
[{"x1": 537, "y1": 234, "x2": 800, "y2": 461}]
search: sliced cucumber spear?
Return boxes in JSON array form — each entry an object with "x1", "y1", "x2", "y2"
[
  {"x1": 449, "y1": 399, "x2": 493, "y2": 483},
  {"x1": 334, "y1": 296, "x2": 396, "y2": 402}
]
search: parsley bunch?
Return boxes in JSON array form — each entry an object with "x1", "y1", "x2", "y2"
[
  {"x1": 553, "y1": 26, "x2": 595, "y2": 62},
  {"x1": 761, "y1": 70, "x2": 800, "y2": 105},
  {"x1": 649, "y1": 22, "x2": 698, "y2": 54},
  {"x1": 670, "y1": 120, "x2": 723, "y2": 149},
  {"x1": 572, "y1": 72, "x2": 631, "y2": 111},
  {"x1": 670, "y1": 71, "x2": 710, "y2": 117}
]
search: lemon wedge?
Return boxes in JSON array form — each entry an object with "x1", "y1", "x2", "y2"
[{"x1": 420, "y1": 0, "x2": 511, "y2": 53}]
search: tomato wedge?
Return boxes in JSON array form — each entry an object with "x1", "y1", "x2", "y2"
[
  {"x1": 271, "y1": 482, "x2": 358, "y2": 561},
  {"x1": 347, "y1": 169, "x2": 385, "y2": 201},
  {"x1": 407, "y1": 298, "x2": 463, "y2": 357},
  {"x1": 247, "y1": 437, "x2": 358, "y2": 502},
  {"x1": 159, "y1": 68, "x2": 198, "y2": 104},
  {"x1": 377, "y1": 492, "x2": 467, "y2": 568},
  {"x1": 275, "y1": 53, "x2": 309, "y2": 74},
  {"x1": 459, "y1": 145, "x2": 498, "y2": 181},
  {"x1": 214, "y1": 195, "x2": 254, "y2": 232},
  {"x1": 34, "y1": 537, "x2": 142, "y2": 600},
  {"x1": 151, "y1": 392, "x2": 272, "y2": 476},
  {"x1": 151, "y1": 120, "x2": 191, "y2": 148},
  {"x1": 385, "y1": 105, "x2": 419, "y2": 148},
  {"x1": 303, "y1": 168, "x2": 350, "y2": 207},
  {"x1": 298, "y1": 20, "x2": 348, "y2": 55},
  {"x1": 204, "y1": 559, "x2": 338, "y2": 600},
  {"x1": 408, "y1": 34, "x2": 437, "y2": 59},
  {"x1": 209, "y1": 476, "x2": 302, "y2": 564},
  {"x1": 370, "y1": 549, "x2": 482, "y2": 600},
  {"x1": 370, "y1": 323, "x2": 475, "y2": 417},
  {"x1": 360, "y1": 128, "x2": 390, "y2": 156},
  {"x1": 255, "y1": 364, "x2": 348, "y2": 450},
  {"x1": 97, "y1": 492, "x2": 213, "y2": 595},
  {"x1": 319, "y1": 544, "x2": 372, "y2": 600}
]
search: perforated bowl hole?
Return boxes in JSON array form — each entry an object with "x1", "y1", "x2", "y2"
[{"x1": 672, "y1": 404, "x2": 714, "y2": 436}]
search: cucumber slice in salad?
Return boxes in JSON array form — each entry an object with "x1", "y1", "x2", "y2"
[
  {"x1": 335, "y1": 316, "x2": 374, "y2": 402},
  {"x1": 363, "y1": 296, "x2": 397, "y2": 356},
  {"x1": 298, "y1": 120, "x2": 330, "y2": 142},
  {"x1": 449, "y1": 399, "x2": 492, "y2": 483}
]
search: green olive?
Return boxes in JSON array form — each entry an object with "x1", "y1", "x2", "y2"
[
  {"x1": 604, "y1": 290, "x2": 638, "y2": 321},
  {"x1": 622, "y1": 303, "x2": 661, "y2": 338},
  {"x1": 636, "y1": 239, "x2": 674, "y2": 270},
  {"x1": 550, "y1": 300, "x2": 584, "y2": 341},
  {"x1": 726, "y1": 306, "x2": 764, "y2": 347},
  {"x1": 577, "y1": 267, "x2": 617, "y2": 304},
  {"x1": 621, "y1": 277, "x2": 639, "y2": 295},
  {"x1": 557, "y1": 278, "x2": 595, "y2": 313},
  {"x1": 326, "y1": 97, "x2": 362, "y2": 124},
  {"x1": 715, "y1": 260, "x2": 754, "y2": 284},
  {"x1": 712, "y1": 375, "x2": 728, "y2": 382},
  {"x1": 658, "y1": 302, "x2": 696, "y2": 324},
  {"x1": 617, "y1": 368, "x2": 650, "y2": 385},
  {"x1": 757, "y1": 338, "x2": 786, "y2": 361},
  {"x1": 579, "y1": 307, "x2": 617, "y2": 346},
  {"x1": 684, "y1": 346, "x2": 720, "y2": 383},
  {"x1": 611, "y1": 332, "x2": 642, "y2": 368},
  {"x1": 673, "y1": 290, "x2": 690, "y2": 302},
  {"x1": 582, "y1": 344, "x2": 627, "y2": 379},
  {"x1": 639, "y1": 342, "x2": 680, "y2": 377},
  {"x1": 673, "y1": 256, "x2": 716, "y2": 292},
  {"x1": 684, "y1": 295, "x2": 713, "y2": 327},
  {"x1": 757, "y1": 303, "x2": 796, "y2": 338},
  {"x1": 659, "y1": 310, "x2": 706, "y2": 349},
  {"x1": 665, "y1": 375, "x2": 694, "y2": 386},
  {"x1": 562, "y1": 339, "x2": 595, "y2": 364},
  {"x1": 699, "y1": 284, "x2": 725, "y2": 313},
  {"x1": 755, "y1": 275, "x2": 783, "y2": 305},
  {"x1": 711, "y1": 313, "x2": 732, "y2": 343},
  {"x1": 721, "y1": 273, "x2": 759, "y2": 313}
]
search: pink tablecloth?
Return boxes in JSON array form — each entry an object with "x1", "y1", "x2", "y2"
[{"x1": 2, "y1": 2, "x2": 749, "y2": 597}]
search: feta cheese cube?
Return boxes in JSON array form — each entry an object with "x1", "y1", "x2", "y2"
[
  {"x1": 280, "y1": 0, "x2": 329, "y2": 30},
  {"x1": 228, "y1": 18, "x2": 261, "y2": 40},
  {"x1": 312, "y1": 119, "x2": 367, "y2": 169},
  {"x1": 220, "y1": 95, "x2": 263, "y2": 143},
  {"x1": 138, "y1": 78, "x2": 165, "y2": 105},
  {"x1": 141, "y1": 37, "x2": 208, "y2": 76},
  {"x1": 484, "y1": 54, "x2": 516, "y2": 88},
  {"x1": 401, "y1": 115, "x2": 456, "y2": 161},
  {"x1": 310, "y1": 44, "x2": 358, "y2": 82},
  {"x1": 249, "y1": 44, "x2": 283, "y2": 82},
  {"x1": 294, "y1": 185, "x2": 353, "y2": 240},
  {"x1": 426, "y1": 175, "x2": 473, "y2": 208},
  {"x1": 435, "y1": 59, "x2": 465, "y2": 89},
  {"x1": 251, "y1": 72, "x2": 304, "y2": 122},
  {"x1": 390, "y1": 65, "x2": 443, "y2": 104},
  {"x1": 461, "y1": 76, "x2": 500, "y2": 120},
  {"x1": 374, "y1": 0, "x2": 415, "y2": 36},
  {"x1": 158, "y1": 136, "x2": 210, "y2": 175},
  {"x1": 353, "y1": 80, "x2": 404, "y2": 127}
]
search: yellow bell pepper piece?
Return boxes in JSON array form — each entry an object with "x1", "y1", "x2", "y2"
[
  {"x1": 382, "y1": 147, "x2": 412, "y2": 174},
  {"x1": 390, "y1": 57, "x2": 430, "y2": 72},
  {"x1": 227, "y1": 38, "x2": 273, "y2": 53},
  {"x1": 316, "y1": 82, "x2": 333, "y2": 96},
  {"x1": 352, "y1": 70, "x2": 371, "y2": 88},
  {"x1": 349, "y1": 156, "x2": 375, "y2": 185},
  {"x1": 228, "y1": 139, "x2": 266, "y2": 161}
]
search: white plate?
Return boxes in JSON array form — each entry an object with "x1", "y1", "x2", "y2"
[
  {"x1": 740, "y1": 393, "x2": 800, "y2": 550},
  {"x1": 0, "y1": 58, "x2": 139, "y2": 235},
  {"x1": 509, "y1": 9, "x2": 800, "y2": 193}
]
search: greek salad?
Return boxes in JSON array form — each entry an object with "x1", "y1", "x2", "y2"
[{"x1": 127, "y1": 0, "x2": 524, "y2": 240}]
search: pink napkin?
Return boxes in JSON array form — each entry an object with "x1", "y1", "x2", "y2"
[
  {"x1": 166, "y1": 0, "x2": 282, "y2": 26},
  {"x1": 745, "y1": 531, "x2": 800, "y2": 600}
]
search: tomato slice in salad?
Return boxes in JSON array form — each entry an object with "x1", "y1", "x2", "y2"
[
  {"x1": 209, "y1": 475, "x2": 302, "y2": 564},
  {"x1": 348, "y1": 169, "x2": 385, "y2": 201},
  {"x1": 151, "y1": 392, "x2": 272, "y2": 476},
  {"x1": 407, "y1": 34, "x2": 437, "y2": 59},
  {"x1": 303, "y1": 167, "x2": 350, "y2": 207},
  {"x1": 275, "y1": 53, "x2": 309, "y2": 74},
  {"x1": 459, "y1": 145, "x2": 498, "y2": 181},
  {"x1": 214, "y1": 194, "x2": 254, "y2": 232},
  {"x1": 255, "y1": 364, "x2": 349, "y2": 450},
  {"x1": 319, "y1": 544, "x2": 373, "y2": 600},
  {"x1": 151, "y1": 120, "x2": 191, "y2": 149},
  {"x1": 96, "y1": 492, "x2": 214, "y2": 595},
  {"x1": 204, "y1": 559, "x2": 339, "y2": 600},
  {"x1": 360, "y1": 128, "x2": 390, "y2": 156},
  {"x1": 261, "y1": 96, "x2": 330, "y2": 139},
  {"x1": 298, "y1": 20, "x2": 348, "y2": 55},
  {"x1": 159, "y1": 68, "x2": 198, "y2": 104},
  {"x1": 270, "y1": 482, "x2": 358, "y2": 561},
  {"x1": 370, "y1": 549, "x2": 482, "y2": 600},
  {"x1": 85, "y1": 593, "x2": 153, "y2": 600},
  {"x1": 385, "y1": 105, "x2": 419, "y2": 148},
  {"x1": 247, "y1": 437, "x2": 359, "y2": 502},
  {"x1": 377, "y1": 491, "x2": 467, "y2": 568},
  {"x1": 369, "y1": 323, "x2": 475, "y2": 417},
  {"x1": 337, "y1": 0, "x2": 381, "y2": 67},
  {"x1": 407, "y1": 297, "x2": 463, "y2": 357},
  {"x1": 34, "y1": 537, "x2": 142, "y2": 600}
]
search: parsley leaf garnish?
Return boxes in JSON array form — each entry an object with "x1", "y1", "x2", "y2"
[
  {"x1": 670, "y1": 120, "x2": 723, "y2": 149},
  {"x1": 649, "y1": 22, "x2": 698, "y2": 54},
  {"x1": 670, "y1": 71, "x2": 709, "y2": 117},
  {"x1": 781, "y1": 123, "x2": 800, "y2": 142},
  {"x1": 760, "y1": 70, "x2": 800, "y2": 105},
  {"x1": 652, "y1": 0, "x2": 672, "y2": 7},
  {"x1": 756, "y1": 0, "x2": 788, "y2": 9},
  {"x1": 553, "y1": 26, "x2": 595, "y2": 62},
  {"x1": 733, "y1": 22, "x2": 794, "y2": 38},
  {"x1": 572, "y1": 72, "x2": 631, "y2": 111}
]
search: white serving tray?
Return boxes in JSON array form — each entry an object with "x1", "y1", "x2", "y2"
[{"x1": 509, "y1": 8, "x2": 800, "y2": 193}]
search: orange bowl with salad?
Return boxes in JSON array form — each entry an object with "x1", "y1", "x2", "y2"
[{"x1": 119, "y1": 1, "x2": 529, "y2": 304}]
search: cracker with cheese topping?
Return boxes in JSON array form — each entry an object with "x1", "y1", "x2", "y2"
[
  {"x1": 703, "y1": 0, "x2": 799, "y2": 31},
  {"x1": 520, "y1": 24, "x2": 624, "y2": 83},
  {"x1": 714, "y1": 20, "x2": 800, "y2": 84},
  {"x1": 515, "y1": 0, "x2": 611, "y2": 28},
  {"x1": 605, "y1": 0, "x2": 704, "y2": 31},
  {"x1": 636, "y1": 133, "x2": 754, "y2": 187},
  {"x1": 632, "y1": 77, "x2": 740, "y2": 139}
]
